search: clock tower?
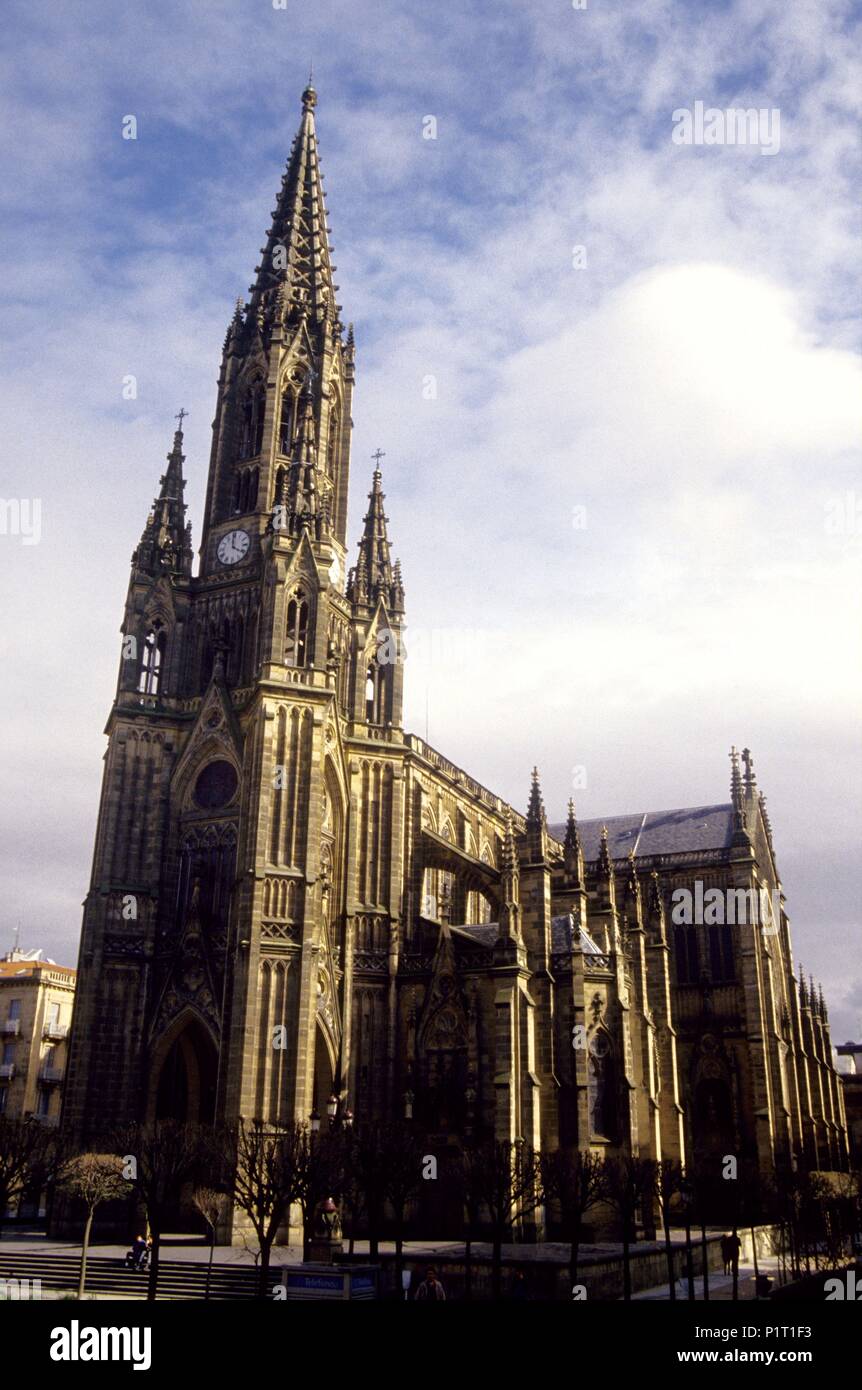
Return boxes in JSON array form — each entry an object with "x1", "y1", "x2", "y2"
[{"x1": 61, "y1": 85, "x2": 407, "y2": 1180}]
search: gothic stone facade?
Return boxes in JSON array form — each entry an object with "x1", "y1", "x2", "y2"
[{"x1": 62, "y1": 88, "x2": 849, "y2": 1224}]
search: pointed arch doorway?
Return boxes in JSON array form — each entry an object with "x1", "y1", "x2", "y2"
[{"x1": 149, "y1": 1011, "x2": 219, "y2": 1126}]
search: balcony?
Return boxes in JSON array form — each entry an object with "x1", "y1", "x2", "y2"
[
  {"x1": 38, "y1": 1067, "x2": 64, "y2": 1085},
  {"x1": 0, "y1": 1064, "x2": 15, "y2": 1081},
  {"x1": 42, "y1": 1023, "x2": 68, "y2": 1041},
  {"x1": 1, "y1": 1019, "x2": 21, "y2": 1036}
]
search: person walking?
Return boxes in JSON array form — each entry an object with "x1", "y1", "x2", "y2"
[{"x1": 414, "y1": 1266, "x2": 446, "y2": 1301}]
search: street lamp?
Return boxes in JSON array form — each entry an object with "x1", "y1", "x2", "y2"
[
  {"x1": 404, "y1": 1089, "x2": 414, "y2": 1120},
  {"x1": 310, "y1": 1108, "x2": 321, "y2": 1133},
  {"x1": 326, "y1": 1093, "x2": 338, "y2": 1120}
]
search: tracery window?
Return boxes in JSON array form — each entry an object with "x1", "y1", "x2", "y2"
[
  {"x1": 139, "y1": 624, "x2": 166, "y2": 696},
  {"x1": 286, "y1": 590, "x2": 309, "y2": 667},
  {"x1": 708, "y1": 923, "x2": 734, "y2": 982},
  {"x1": 588, "y1": 1031, "x2": 615, "y2": 1139},
  {"x1": 327, "y1": 412, "x2": 339, "y2": 475},
  {"x1": 365, "y1": 660, "x2": 388, "y2": 723},
  {"x1": 232, "y1": 466, "x2": 259, "y2": 514},
  {"x1": 279, "y1": 390, "x2": 295, "y2": 456},
  {"x1": 674, "y1": 925, "x2": 700, "y2": 984},
  {"x1": 240, "y1": 380, "x2": 265, "y2": 459}
]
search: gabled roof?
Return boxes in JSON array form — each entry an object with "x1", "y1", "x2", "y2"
[{"x1": 549, "y1": 804, "x2": 735, "y2": 861}]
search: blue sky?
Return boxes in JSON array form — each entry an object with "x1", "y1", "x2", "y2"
[{"x1": 1, "y1": 0, "x2": 860, "y2": 1041}]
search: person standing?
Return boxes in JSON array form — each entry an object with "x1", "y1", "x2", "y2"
[{"x1": 414, "y1": 1266, "x2": 447, "y2": 1301}]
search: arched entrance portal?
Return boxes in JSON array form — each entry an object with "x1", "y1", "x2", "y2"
[
  {"x1": 151, "y1": 1013, "x2": 218, "y2": 1126},
  {"x1": 312, "y1": 1023, "x2": 335, "y2": 1118}
]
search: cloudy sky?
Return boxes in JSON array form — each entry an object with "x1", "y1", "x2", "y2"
[{"x1": 1, "y1": 0, "x2": 860, "y2": 1040}]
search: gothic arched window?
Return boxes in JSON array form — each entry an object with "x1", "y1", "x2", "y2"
[
  {"x1": 709, "y1": 923, "x2": 734, "y2": 982},
  {"x1": 327, "y1": 412, "x2": 339, "y2": 476},
  {"x1": 279, "y1": 390, "x2": 295, "y2": 456},
  {"x1": 240, "y1": 380, "x2": 265, "y2": 460},
  {"x1": 227, "y1": 614, "x2": 245, "y2": 685},
  {"x1": 588, "y1": 1031, "x2": 615, "y2": 1140},
  {"x1": 674, "y1": 925, "x2": 700, "y2": 984},
  {"x1": 285, "y1": 591, "x2": 309, "y2": 667},
  {"x1": 139, "y1": 624, "x2": 166, "y2": 696},
  {"x1": 365, "y1": 658, "x2": 390, "y2": 724}
]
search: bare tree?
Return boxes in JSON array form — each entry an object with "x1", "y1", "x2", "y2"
[
  {"x1": 294, "y1": 1126, "x2": 347, "y2": 1262},
  {"x1": 112, "y1": 1120, "x2": 213, "y2": 1302},
  {"x1": 462, "y1": 1136, "x2": 543, "y2": 1301},
  {"x1": 192, "y1": 1186, "x2": 226, "y2": 1301},
  {"x1": 229, "y1": 1119, "x2": 305, "y2": 1298},
  {"x1": 541, "y1": 1148, "x2": 607, "y2": 1291},
  {"x1": 0, "y1": 1117, "x2": 59, "y2": 1240},
  {"x1": 605, "y1": 1155, "x2": 656, "y2": 1301},
  {"x1": 380, "y1": 1122, "x2": 423, "y2": 1292},
  {"x1": 655, "y1": 1158, "x2": 685, "y2": 1300},
  {"x1": 58, "y1": 1153, "x2": 130, "y2": 1298},
  {"x1": 352, "y1": 1124, "x2": 391, "y2": 1260}
]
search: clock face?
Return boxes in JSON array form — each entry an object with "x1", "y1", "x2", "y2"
[{"x1": 217, "y1": 529, "x2": 250, "y2": 566}]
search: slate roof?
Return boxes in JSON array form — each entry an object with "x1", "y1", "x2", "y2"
[
  {"x1": 451, "y1": 918, "x2": 604, "y2": 955},
  {"x1": 548, "y1": 804, "x2": 735, "y2": 861},
  {"x1": 451, "y1": 924, "x2": 499, "y2": 948},
  {"x1": 551, "y1": 915, "x2": 604, "y2": 954}
]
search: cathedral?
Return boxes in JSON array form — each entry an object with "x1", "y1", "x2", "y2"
[{"x1": 61, "y1": 86, "x2": 849, "y2": 1231}]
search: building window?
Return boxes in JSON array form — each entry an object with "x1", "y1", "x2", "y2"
[
  {"x1": 674, "y1": 925, "x2": 700, "y2": 984},
  {"x1": 232, "y1": 467, "x2": 259, "y2": 515},
  {"x1": 327, "y1": 412, "x2": 339, "y2": 475},
  {"x1": 365, "y1": 661, "x2": 387, "y2": 723},
  {"x1": 709, "y1": 923, "x2": 734, "y2": 982},
  {"x1": 588, "y1": 1032, "x2": 615, "y2": 1140},
  {"x1": 285, "y1": 592, "x2": 309, "y2": 667},
  {"x1": 279, "y1": 390, "x2": 294, "y2": 455},
  {"x1": 8, "y1": 1000, "x2": 20, "y2": 1020},
  {"x1": 36, "y1": 1089, "x2": 51, "y2": 1117},
  {"x1": 240, "y1": 381, "x2": 265, "y2": 459},
  {"x1": 139, "y1": 625, "x2": 166, "y2": 696}
]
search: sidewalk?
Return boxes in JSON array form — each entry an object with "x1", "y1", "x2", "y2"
[{"x1": 633, "y1": 1254, "x2": 785, "y2": 1301}]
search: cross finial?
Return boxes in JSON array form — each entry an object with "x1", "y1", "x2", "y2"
[
  {"x1": 175, "y1": 407, "x2": 188, "y2": 429},
  {"x1": 371, "y1": 448, "x2": 386, "y2": 467}
]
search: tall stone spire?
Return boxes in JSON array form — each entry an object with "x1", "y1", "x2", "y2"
[
  {"x1": 133, "y1": 419, "x2": 193, "y2": 577},
  {"x1": 526, "y1": 768, "x2": 547, "y2": 829},
  {"x1": 596, "y1": 825, "x2": 617, "y2": 916},
  {"x1": 563, "y1": 798, "x2": 584, "y2": 884},
  {"x1": 623, "y1": 850, "x2": 642, "y2": 931},
  {"x1": 729, "y1": 745, "x2": 752, "y2": 849},
  {"x1": 730, "y1": 745, "x2": 744, "y2": 812},
  {"x1": 248, "y1": 82, "x2": 340, "y2": 331},
  {"x1": 523, "y1": 766, "x2": 548, "y2": 862},
  {"x1": 496, "y1": 811, "x2": 525, "y2": 957},
  {"x1": 741, "y1": 747, "x2": 757, "y2": 795},
  {"x1": 347, "y1": 466, "x2": 403, "y2": 612}
]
